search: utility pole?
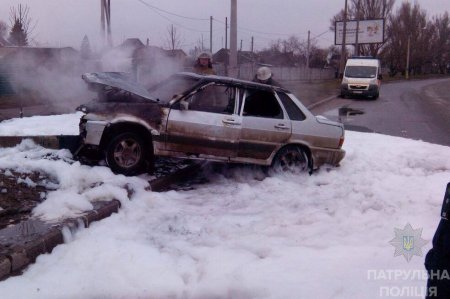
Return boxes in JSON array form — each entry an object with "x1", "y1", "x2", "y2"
[
  {"x1": 405, "y1": 35, "x2": 411, "y2": 79},
  {"x1": 355, "y1": 0, "x2": 361, "y2": 56},
  {"x1": 100, "y1": 0, "x2": 112, "y2": 47},
  {"x1": 225, "y1": 17, "x2": 228, "y2": 50},
  {"x1": 229, "y1": 0, "x2": 238, "y2": 78},
  {"x1": 306, "y1": 30, "x2": 310, "y2": 69},
  {"x1": 251, "y1": 36, "x2": 255, "y2": 78},
  {"x1": 225, "y1": 17, "x2": 228, "y2": 74},
  {"x1": 210, "y1": 16, "x2": 213, "y2": 53},
  {"x1": 339, "y1": 0, "x2": 348, "y2": 77},
  {"x1": 201, "y1": 34, "x2": 204, "y2": 51},
  {"x1": 306, "y1": 30, "x2": 311, "y2": 81},
  {"x1": 101, "y1": 0, "x2": 105, "y2": 40}
]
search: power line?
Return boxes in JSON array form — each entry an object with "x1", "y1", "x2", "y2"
[
  {"x1": 136, "y1": 0, "x2": 210, "y2": 33},
  {"x1": 213, "y1": 18, "x2": 293, "y2": 37},
  {"x1": 311, "y1": 30, "x2": 329, "y2": 40},
  {"x1": 137, "y1": 0, "x2": 209, "y2": 21},
  {"x1": 133, "y1": 1, "x2": 332, "y2": 51}
]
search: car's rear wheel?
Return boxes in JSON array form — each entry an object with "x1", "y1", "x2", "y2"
[
  {"x1": 106, "y1": 132, "x2": 147, "y2": 176},
  {"x1": 272, "y1": 145, "x2": 309, "y2": 173}
]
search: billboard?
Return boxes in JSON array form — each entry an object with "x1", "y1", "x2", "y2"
[{"x1": 335, "y1": 19, "x2": 384, "y2": 45}]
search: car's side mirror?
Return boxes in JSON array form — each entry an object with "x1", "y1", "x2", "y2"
[
  {"x1": 180, "y1": 99, "x2": 189, "y2": 111},
  {"x1": 378, "y1": 74, "x2": 383, "y2": 80}
]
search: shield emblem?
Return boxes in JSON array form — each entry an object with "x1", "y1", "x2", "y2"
[{"x1": 403, "y1": 236, "x2": 414, "y2": 251}]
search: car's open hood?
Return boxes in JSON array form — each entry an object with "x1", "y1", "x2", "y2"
[{"x1": 82, "y1": 72, "x2": 156, "y2": 102}]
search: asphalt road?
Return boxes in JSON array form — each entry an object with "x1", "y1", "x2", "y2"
[{"x1": 312, "y1": 78, "x2": 450, "y2": 146}]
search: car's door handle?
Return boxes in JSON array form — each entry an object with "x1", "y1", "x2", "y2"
[
  {"x1": 274, "y1": 124, "x2": 290, "y2": 130},
  {"x1": 222, "y1": 118, "x2": 241, "y2": 125}
]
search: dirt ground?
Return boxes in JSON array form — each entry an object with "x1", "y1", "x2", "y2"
[
  {"x1": 0, "y1": 157, "x2": 206, "y2": 230},
  {"x1": 0, "y1": 170, "x2": 56, "y2": 230}
]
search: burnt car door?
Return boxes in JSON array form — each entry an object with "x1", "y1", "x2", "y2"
[
  {"x1": 165, "y1": 83, "x2": 241, "y2": 159},
  {"x1": 237, "y1": 88, "x2": 291, "y2": 161}
]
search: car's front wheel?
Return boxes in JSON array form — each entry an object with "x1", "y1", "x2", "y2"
[
  {"x1": 105, "y1": 132, "x2": 147, "y2": 176},
  {"x1": 272, "y1": 145, "x2": 310, "y2": 173}
]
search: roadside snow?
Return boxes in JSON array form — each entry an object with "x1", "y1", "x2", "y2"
[
  {"x1": 0, "y1": 114, "x2": 449, "y2": 298},
  {"x1": 0, "y1": 112, "x2": 82, "y2": 136}
]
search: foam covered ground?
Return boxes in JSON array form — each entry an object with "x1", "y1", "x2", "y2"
[{"x1": 0, "y1": 113, "x2": 449, "y2": 298}]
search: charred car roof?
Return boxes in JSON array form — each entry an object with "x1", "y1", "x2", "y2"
[
  {"x1": 174, "y1": 72, "x2": 289, "y2": 93},
  {"x1": 82, "y1": 71, "x2": 290, "y2": 104}
]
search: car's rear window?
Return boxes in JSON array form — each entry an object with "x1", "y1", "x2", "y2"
[{"x1": 277, "y1": 92, "x2": 306, "y2": 121}]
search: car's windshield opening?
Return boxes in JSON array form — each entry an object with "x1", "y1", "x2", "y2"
[
  {"x1": 147, "y1": 76, "x2": 200, "y2": 104},
  {"x1": 344, "y1": 66, "x2": 377, "y2": 78}
]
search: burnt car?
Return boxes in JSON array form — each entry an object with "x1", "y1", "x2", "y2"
[{"x1": 77, "y1": 72, "x2": 345, "y2": 175}]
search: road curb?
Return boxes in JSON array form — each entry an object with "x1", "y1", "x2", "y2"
[
  {"x1": 0, "y1": 158, "x2": 205, "y2": 281},
  {"x1": 0, "y1": 200, "x2": 120, "y2": 281},
  {"x1": 0, "y1": 255, "x2": 10, "y2": 280}
]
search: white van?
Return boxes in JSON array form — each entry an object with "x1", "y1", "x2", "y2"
[{"x1": 340, "y1": 57, "x2": 382, "y2": 99}]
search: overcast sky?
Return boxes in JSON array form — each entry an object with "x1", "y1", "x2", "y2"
[{"x1": 0, "y1": 0, "x2": 449, "y2": 53}]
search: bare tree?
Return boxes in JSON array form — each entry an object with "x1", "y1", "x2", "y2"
[
  {"x1": 80, "y1": 35, "x2": 92, "y2": 60},
  {"x1": 259, "y1": 35, "x2": 328, "y2": 67},
  {"x1": 268, "y1": 39, "x2": 283, "y2": 53},
  {"x1": 281, "y1": 36, "x2": 303, "y2": 55},
  {"x1": 381, "y1": 2, "x2": 429, "y2": 76},
  {"x1": 308, "y1": 46, "x2": 329, "y2": 68},
  {"x1": 165, "y1": 24, "x2": 182, "y2": 51},
  {"x1": 279, "y1": 35, "x2": 325, "y2": 67},
  {"x1": 8, "y1": 4, "x2": 34, "y2": 46},
  {"x1": 196, "y1": 34, "x2": 205, "y2": 51},
  {"x1": 430, "y1": 12, "x2": 450, "y2": 73}
]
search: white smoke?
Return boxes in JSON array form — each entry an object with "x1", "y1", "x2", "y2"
[
  {"x1": 2, "y1": 41, "x2": 191, "y2": 118},
  {"x1": 4, "y1": 48, "x2": 97, "y2": 115},
  {"x1": 84, "y1": 43, "x2": 189, "y2": 88}
]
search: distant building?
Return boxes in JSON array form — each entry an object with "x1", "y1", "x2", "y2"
[
  {"x1": 258, "y1": 51, "x2": 296, "y2": 67},
  {"x1": 102, "y1": 38, "x2": 187, "y2": 83},
  {"x1": 165, "y1": 49, "x2": 187, "y2": 61},
  {"x1": 118, "y1": 38, "x2": 145, "y2": 52},
  {"x1": 213, "y1": 48, "x2": 259, "y2": 65}
]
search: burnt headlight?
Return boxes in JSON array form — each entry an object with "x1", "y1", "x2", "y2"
[{"x1": 76, "y1": 104, "x2": 88, "y2": 113}]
